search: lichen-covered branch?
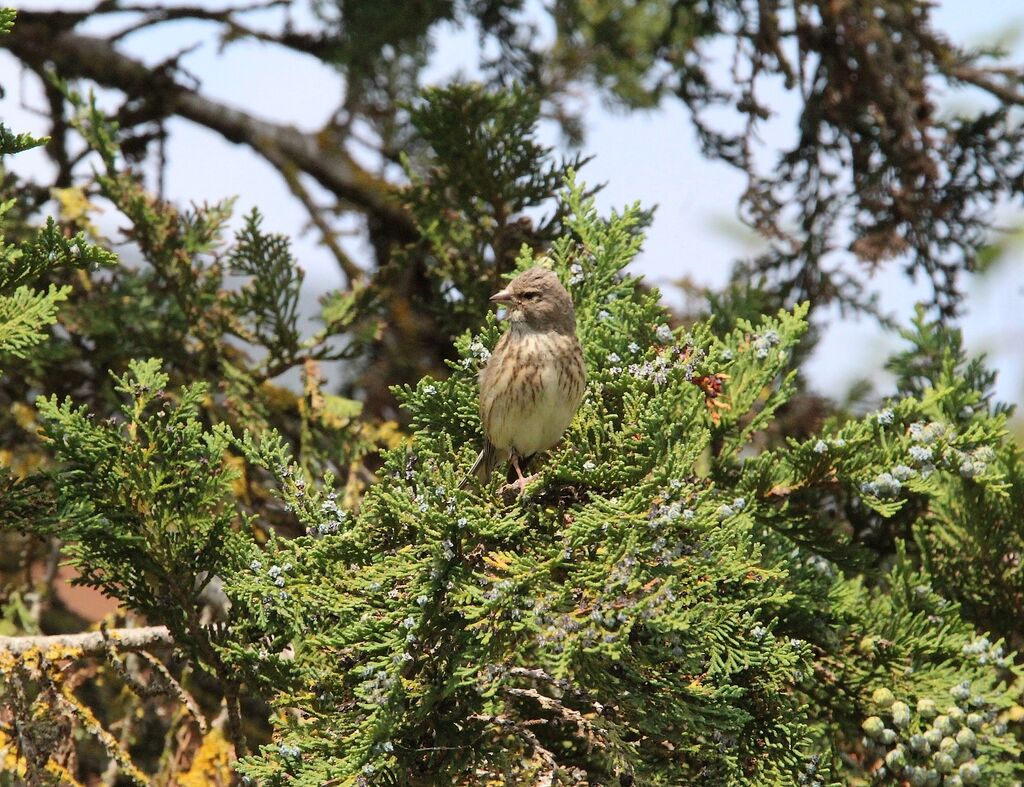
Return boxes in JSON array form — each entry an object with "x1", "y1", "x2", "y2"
[{"x1": 0, "y1": 625, "x2": 173, "y2": 656}]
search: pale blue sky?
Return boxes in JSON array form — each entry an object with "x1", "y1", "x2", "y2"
[{"x1": 3, "y1": 0, "x2": 1023, "y2": 408}]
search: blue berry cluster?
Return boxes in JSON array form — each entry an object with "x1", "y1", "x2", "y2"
[{"x1": 861, "y1": 683, "x2": 1007, "y2": 785}]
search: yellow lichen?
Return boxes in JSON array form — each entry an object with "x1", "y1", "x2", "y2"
[
  {"x1": 58, "y1": 684, "x2": 150, "y2": 785},
  {"x1": 44, "y1": 759, "x2": 85, "y2": 787},
  {"x1": 9, "y1": 401, "x2": 36, "y2": 431},
  {"x1": 0, "y1": 446, "x2": 47, "y2": 478},
  {"x1": 51, "y1": 185, "x2": 104, "y2": 239},
  {"x1": 43, "y1": 644, "x2": 85, "y2": 663},
  {"x1": 0, "y1": 650, "x2": 17, "y2": 673},
  {"x1": 18, "y1": 647, "x2": 41, "y2": 674},
  {"x1": 0, "y1": 729, "x2": 28, "y2": 778},
  {"x1": 177, "y1": 727, "x2": 234, "y2": 787},
  {"x1": 223, "y1": 452, "x2": 248, "y2": 499}
]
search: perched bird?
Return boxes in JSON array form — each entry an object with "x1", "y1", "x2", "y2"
[{"x1": 465, "y1": 266, "x2": 587, "y2": 489}]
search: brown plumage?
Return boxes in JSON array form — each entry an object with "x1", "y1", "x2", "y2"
[{"x1": 464, "y1": 267, "x2": 587, "y2": 487}]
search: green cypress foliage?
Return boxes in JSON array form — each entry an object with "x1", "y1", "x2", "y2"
[
  {"x1": 0, "y1": 11, "x2": 41, "y2": 158},
  {"x1": 0, "y1": 211, "x2": 115, "y2": 362},
  {"x1": 34, "y1": 359, "x2": 250, "y2": 658},
  {"x1": 0, "y1": 69, "x2": 116, "y2": 365},
  {"x1": 214, "y1": 178, "x2": 1024, "y2": 785},
  {"x1": 401, "y1": 83, "x2": 585, "y2": 329},
  {"x1": 0, "y1": 9, "x2": 119, "y2": 530}
]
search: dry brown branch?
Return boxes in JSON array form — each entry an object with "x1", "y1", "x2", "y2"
[
  {"x1": 53, "y1": 684, "x2": 151, "y2": 784},
  {"x1": 261, "y1": 143, "x2": 365, "y2": 285},
  {"x1": 4, "y1": 668, "x2": 45, "y2": 787},
  {"x1": 506, "y1": 665, "x2": 582, "y2": 697},
  {"x1": 950, "y1": 64, "x2": 1024, "y2": 106},
  {"x1": 224, "y1": 691, "x2": 248, "y2": 758},
  {"x1": 504, "y1": 686, "x2": 607, "y2": 753},
  {"x1": 469, "y1": 713, "x2": 557, "y2": 786},
  {"x1": 103, "y1": 0, "x2": 286, "y2": 42}
]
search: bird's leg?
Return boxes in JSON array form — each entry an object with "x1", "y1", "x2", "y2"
[
  {"x1": 510, "y1": 452, "x2": 528, "y2": 486},
  {"x1": 509, "y1": 452, "x2": 540, "y2": 493}
]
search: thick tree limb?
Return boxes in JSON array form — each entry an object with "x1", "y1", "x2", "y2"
[
  {"x1": 0, "y1": 624, "x2": 173, "y2": 655},
  {"x1": 5, "y1": 12, "x2": 416, "y2": 240}
]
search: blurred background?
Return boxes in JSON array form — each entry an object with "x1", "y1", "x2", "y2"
[{"x1": 2, "y1": 0, "x2": 1022, "y2": 411}]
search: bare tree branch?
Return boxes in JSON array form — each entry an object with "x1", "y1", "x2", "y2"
[
  {"x1": 105, "y1": 3, "x2": 340, "y2": 61},
  {"x1": 101, "y1": 624, "x2": 209, "y2": 734},
  {"x1": 225, "y1": 689, "x2": 248, "y2": 758},
  {"x1": 950, "y1": 64, "x2": 1024, "y2": 106},
  {"x1": 505, "y1": 687, "x2": 608, "y2": 753},
  {"x1": 4, "y1": 13, "x2": 416, "y2": 243},
  {"x1": 469, "y1": 713, "x2": 557, "y2": 785},
  {"x1": 0, "y1": 624, "x2": 173, "y2": 655}
]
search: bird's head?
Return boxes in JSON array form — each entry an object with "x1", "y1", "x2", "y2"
[{"x1": 490, "y1": 267, "x2": 576, "y2": 333}]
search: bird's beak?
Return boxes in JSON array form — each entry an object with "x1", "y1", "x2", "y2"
[{"x1": 489, "y1": 288, "x2": 514, "y2": 304}]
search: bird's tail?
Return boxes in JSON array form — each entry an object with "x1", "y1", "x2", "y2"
[{"x1": 459, "y1": 441, "x2": 502, "y2": 489}]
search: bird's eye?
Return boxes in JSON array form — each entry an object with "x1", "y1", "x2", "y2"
[{"x1": 522, "y1": 291, "x2": 540, "y2": 300}]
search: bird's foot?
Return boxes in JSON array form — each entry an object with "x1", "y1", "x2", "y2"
[
  {"x1": 499, "y1": 473, "x2": 541, "y2": 503},
  {"x1": 516, "y1": 472, "x2": 539, "y2": 491}
]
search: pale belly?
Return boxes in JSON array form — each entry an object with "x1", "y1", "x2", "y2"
[
  {"x1": 489, "y1": 366, "x2": 573, "y2": 456},
  {"x1": 480, "y1": 332, "x2": 583, "y2": 458}
]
